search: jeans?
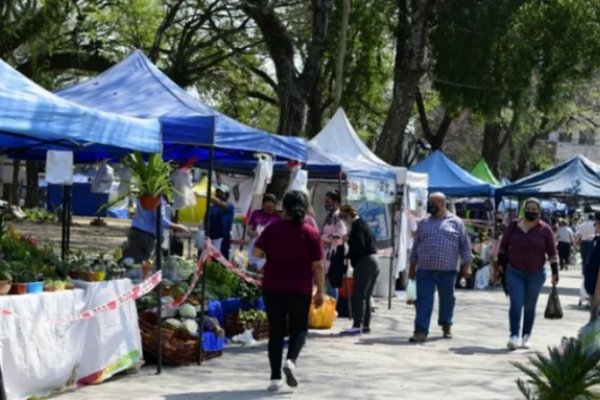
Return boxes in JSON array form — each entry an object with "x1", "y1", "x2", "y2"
[
  {"x1": 581, "y1": 240, "x2": 594, "y2": 274},
  {"x1": 351, "y1": 255, "x2": 379, "y2": 329},
  {"x1": 506, "y1": 265, "x2": 546, "y2": 337},
  {"x1": 263, "y1": 290, "x2": 312, "y2": 380},
  {"x1": 414, "y1": 269, "x2": 458, "y2": 335}
]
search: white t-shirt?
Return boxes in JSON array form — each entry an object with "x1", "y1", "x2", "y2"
[
  {"x1": 557, "y1": 226, "x2": 574, "y2": 243},
  {"x1": 578, "y1": 220, "x2": 596, "y2": 241}
]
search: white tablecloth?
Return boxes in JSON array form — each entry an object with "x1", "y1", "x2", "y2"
[{"x1": 0, "y1": 279, "x2": 142, "y2": 400}]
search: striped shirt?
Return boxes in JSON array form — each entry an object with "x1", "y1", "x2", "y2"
[{"x1": 410, "y1": 212, "x2": 472, "y2": 272}]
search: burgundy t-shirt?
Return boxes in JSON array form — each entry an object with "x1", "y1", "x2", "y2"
[
  {"x1": 500, "y1": 221, "x2": 557, "y2": 272},
  {"x1": 255, "y1": 219, "x2": 323, "y2": 296}
]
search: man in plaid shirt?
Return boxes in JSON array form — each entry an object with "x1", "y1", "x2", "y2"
[{"x1": 408, "y1": 192, "x2": 472, "y2": 343}]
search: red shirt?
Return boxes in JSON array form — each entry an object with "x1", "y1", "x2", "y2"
[
  {"x1": 255, "y1": 219, "x2": 323, "y2": 295},
  {"x1": 500, "y1": 220, "x2": 557, "y2": 272}
]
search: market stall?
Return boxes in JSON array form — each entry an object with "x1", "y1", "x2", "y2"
[{"x1": 0, "y1": 279, "x2": 142, "y2": 400}]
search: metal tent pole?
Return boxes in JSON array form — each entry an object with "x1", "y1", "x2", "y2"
[
  {"x1": 61, "y1": 185, "x2": 68, "y2": 261},
  {"x1": 198, "y1": 120, "x2": 216, "y2": 365},
  {"x1": 155, "y1": 202, "x2": 163, "y2": 374},
  {"x1": 388, "y1": 201, "x2": 397, "y2": 310},
  {"x1": 65, "y1": 185, "x2": 72, "y2": 255}
]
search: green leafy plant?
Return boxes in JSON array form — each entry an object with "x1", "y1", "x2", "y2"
[
  {"x1": 0, "y1": 260, "x2": 12, "y2": 282},
  {"x1": 204, "y1": 261, "x2": 239, "y2": 300},
  {"x1": 123, "y1": 152, "x2": 174, "y2": 200},
  {"x1": 513, "y1": 338, "x2": 600, "y2": 400}
]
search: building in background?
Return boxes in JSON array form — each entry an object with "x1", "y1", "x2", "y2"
[{"x1": 547, "y1": 127, "x2": 600, "y2": 164}]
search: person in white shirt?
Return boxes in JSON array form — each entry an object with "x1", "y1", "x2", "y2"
[
  {"x1": 577, "y1": 214, "x2": 596, "y2": 273},
  {"x1": 557, "y1": 219, "x2": 575, "y2": 271}
]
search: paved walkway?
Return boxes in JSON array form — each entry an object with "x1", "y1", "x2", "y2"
[{"x1": 56, "y1": 267, "x2": 590, "y2": 400}]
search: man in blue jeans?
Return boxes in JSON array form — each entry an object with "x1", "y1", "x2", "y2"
[{"x1": 408, "y1": 192, "x2": 472, "y2": 343}]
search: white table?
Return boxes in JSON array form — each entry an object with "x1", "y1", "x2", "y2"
[{"x1": 0, "y1": 279, "x2": 142, "y2": 400}]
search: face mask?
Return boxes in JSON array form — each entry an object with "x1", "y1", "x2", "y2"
[
  {"x1": 263, "y1": 205, "x2": 274, "y2": 213},
  {"x1": 496, "y1": 219, "x2": 503, "y2": 223},
  {"x1": 325, "y1": 204, "x2": 334, "y2": 212},
  {"x1": 524, "y1": 211, "x2": 539, "y2": 222},
  {"x1": 427, "y1": 204, "x2": 439, "y2": 215}
]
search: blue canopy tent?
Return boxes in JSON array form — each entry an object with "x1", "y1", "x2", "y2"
[
  {"x1": 410, "y1": 150, "x2": 495, "y2": 197},
  {"x1": 0, "y1": 58, "x2": 161, "y2": 154},
  {"x1": 497, "y1": 155, "x2": 600, "y2": 199},
  {"x1": 53, "y1": 50, "x2": 306, "y2": 164}
]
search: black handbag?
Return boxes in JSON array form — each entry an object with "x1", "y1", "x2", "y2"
[
  {"x1": 544, "y1": 284, "x2": 563, "y2": 319},
  {"x1": 327, "y1": 245, "x2": 347, "y2": 288}
]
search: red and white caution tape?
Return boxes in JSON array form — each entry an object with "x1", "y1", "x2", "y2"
[{"x1": 0, "y1": 270, "x2": 162, "y2": 323}]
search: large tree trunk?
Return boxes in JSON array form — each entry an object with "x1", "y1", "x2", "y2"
[
  {"x1": 376, "y1": 0, "x2": 437, "y2": 165},
  {"x1": 332, "y1": 0, "x2": 350, "y2": 110},
  {"x1": 242, "y1": 0, "x2": 333, "y2": 137},
  {"x1": 25, "y1": 160, "x2": 40, "y2": 208},
  {"x1": 9, "y1": 159, "x2": 20, "y2": 206},
  {"x1": 481, "y1": 122, "x2": 503, "y2": 176}
]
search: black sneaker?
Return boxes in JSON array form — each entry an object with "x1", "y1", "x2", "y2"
[
  {"x1": 409, "y1": 332, "x2": 427, "y2": 343},
  {"x1": 442, "y1": 325, "x2": 453, "y2": 339}
]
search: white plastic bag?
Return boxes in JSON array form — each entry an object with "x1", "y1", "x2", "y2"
[
  {"x1": 195, "y1": 229, "x2": 205, "y2": 250},
  {"x1": 91, "y1": 163, "x2": 114, "y2": 193},
  {"x1": 46, "y1": 150, "x2": 73, "y2": 185},
  {"x1": 171, "y1": 169, "x2": 196, "y2": 210},
  {"x1": 406, "y1": 279, "x2": 417, "y2": 304},
  {"x1": 286, "y1": 167, "x2": 308, "y2": 193}
]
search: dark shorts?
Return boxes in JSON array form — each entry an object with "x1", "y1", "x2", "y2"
[{"x1": 122, "y1": 228, "x2": 156, "y2": 263}]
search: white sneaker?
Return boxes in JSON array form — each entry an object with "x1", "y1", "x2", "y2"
[
  {"x1": 283, "y1": 359, "x2": 298, "y2": 387},
  {"x1": 522, "y1": 335, "x2": 531, "y2": 349},
  {"x1": 507, "y1": 335, "x2": 520, "y2": 351},
  {"x1": 267, "y1": 379, "x2": 283, "y2": 392}
]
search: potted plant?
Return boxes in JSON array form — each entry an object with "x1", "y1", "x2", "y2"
[
  {"x1": 122, "y1": 152, "x2": 174, "y2": 211},
  {"x1": 10, "y1": 261, "x2": 29, "y2": 295},
  {"x1": 0, "y1": 260, "x2": 13, "y2": 295}
]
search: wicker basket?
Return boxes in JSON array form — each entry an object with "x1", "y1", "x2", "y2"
[
  {"x1": 139, "y1": 314, "x2": 222, "y2": 366},
  {"x1": 224, "y1": 314, "x2": 269, "y2": 341}
]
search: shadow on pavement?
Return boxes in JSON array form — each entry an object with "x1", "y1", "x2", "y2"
[
  {"x1": 164, "y1": 389, "x2": 290, "y2": 400},
  {"x1": 449, "y1": 346, "x2": 510, "y2": 355},
  {"x1": 356, "y1": 336, "x2": 444, "y2": 346}
]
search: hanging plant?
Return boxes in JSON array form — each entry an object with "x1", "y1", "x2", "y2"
[{"x1": 99, "y1": 152, "x2": 174, "y2": 212}]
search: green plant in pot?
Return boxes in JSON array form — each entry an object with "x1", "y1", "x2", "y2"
[
  {"x1": 0, "y1": 260, "x2": 13, "y2": 295},
  {"x1": 10, "y1": 261, "x2": 29, "y2": 295},
  {"x1": 122, "y1": 152, "x2": 174, "y2": 211}
]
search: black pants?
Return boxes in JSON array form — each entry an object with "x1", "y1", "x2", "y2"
[
  {"x1": 263, "y1": 290, "x2": 311, "y2": 380},
  {"x1": 352, "y1": 255, "x2": 380, "y2": 329},
  {"x1": 558, "y1": 242, "x2": 571, "y2": 270}
]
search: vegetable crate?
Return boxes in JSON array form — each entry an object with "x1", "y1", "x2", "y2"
[
  {"x1": 139, "y1": 314, "x2": 222, "y2": 366},
  {"x1": 224, "y1": 313, "x2": 269, "y2": 341}
]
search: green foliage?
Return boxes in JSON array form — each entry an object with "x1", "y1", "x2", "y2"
[
  {"x1": 121, "y1": 152, "x2": 174, "y2": 200},
  {"x1": 23, "y1": 208, "x2": 59, "y2": 224},
  {"x1": 513, "y1": 338, "x2": 600, "y2": 400},
  {"x1": 204, "y1": 261, "x2": 239, "y2": 300}
]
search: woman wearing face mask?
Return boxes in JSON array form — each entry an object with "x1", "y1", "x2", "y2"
[
  {"x1": 339, "y1": 204, "x2": 379, "y2": 335},
  {"x1": 321, "y1": 190, "x2": 347, "y2": 299},
  {"x1": 247, "y1": 194, "x2": 281, "y2": 270},
  {"x1": 497, "y1": 198, "x2": 558, "y2": 350}
]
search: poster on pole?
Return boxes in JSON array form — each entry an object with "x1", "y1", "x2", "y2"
[{"x1": 350, "y1": 201, "x2": 390, "y2": 241}]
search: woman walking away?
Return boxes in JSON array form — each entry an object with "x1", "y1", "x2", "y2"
[
  {"x1": 253, "y1": 191, "x2": 325, "y2": 391},
  {"x1": 584, "y1": 213, "x2": 600, "y2": 306},
  {"x1": 339, "y1": 204, "x2": 379, "y2": 335},
  {"x1": 556, "y1": 218, "x2": 575, "y2": 271},
  {"x1": 498, "y1": 198, "x2": 559, "y2": 350}
]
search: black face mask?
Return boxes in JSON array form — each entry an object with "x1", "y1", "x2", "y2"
[
  {"x1": 524, "y1": 211, "x2": 539, "y2": 222},
  {"x1": 427, "y1": 204, "x2": 439, "y2": 215},
  {"x1": 496, "y1": 219, "x2": 503, "y2": 223}
]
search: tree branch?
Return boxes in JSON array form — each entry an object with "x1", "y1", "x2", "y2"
[
  {"x1": 415, "y1": 88, "x2": 433, "y2": 140},
  {"x1": 247, "y1": 90, "x2": 278, "y2": 105}
]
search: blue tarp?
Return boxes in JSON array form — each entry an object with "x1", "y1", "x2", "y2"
[
  {"x1": 0, "y1": 58, "x2": 162, "y2": 154},
  {"x1": 55, "y1": 50, "x2": 306, "y2": 162},
  {"x1": 410, "y1": 151, "x2": 494, "y2": 196},
  {"x1": 497, "y1": 155, "x2": 600, "y2": 198}
]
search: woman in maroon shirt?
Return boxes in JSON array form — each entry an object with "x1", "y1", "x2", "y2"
[
  {"x1": 498, "y1": 198, "x2": 558, "y2": 350},
  {"x1": 253, "y1": 190, "x2": 325, "y2": 392}
]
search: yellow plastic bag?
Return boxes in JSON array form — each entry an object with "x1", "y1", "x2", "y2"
[{"x1": 309, "y1": 295, "x2": 336, "y2": 329}]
